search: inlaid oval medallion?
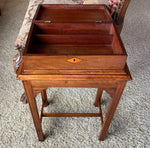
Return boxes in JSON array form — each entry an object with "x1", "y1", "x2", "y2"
[{"x1": 67, "y1": 58, "x2": 81, "y2": 63}]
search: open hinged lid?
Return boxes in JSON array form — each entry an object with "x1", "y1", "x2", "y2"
[{"x1": 33, "y1": 4, "x2": 112, "y2": 23}]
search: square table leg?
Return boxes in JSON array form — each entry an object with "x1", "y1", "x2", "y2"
[
  {"x1": 99, "y1": 81, "x2": 126, "y2": 140},
  {"x1": 23, "y1": 81, "x2": 44, "y2": 141},
  {"x1": 41, "y1": 89, "x2": 49, "y2": 107},
  {"x1": 94, "y1": 88, "x2": 103, "y2": 107}
]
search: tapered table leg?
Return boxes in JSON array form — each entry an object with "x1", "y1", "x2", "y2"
[
  {"x1": 23, "y1": 81, "x2": 44, "y2": 141},
  {"x1": 41, "y1": 89, "x2": 49, "y2": 107},
  {"x1": 94, "y1": 88, "x2": 103, "y2": 107},
  {"x1": 99, "y1": 82, "x2": 126, "y2": 140}
]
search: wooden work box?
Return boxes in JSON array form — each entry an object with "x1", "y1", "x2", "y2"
[
  {"x1": 20, "y1": 4, "x2": 127, "y2": 75},
  {"x1": 17, "y1": 4, "x2": 132, "y2": 141}
]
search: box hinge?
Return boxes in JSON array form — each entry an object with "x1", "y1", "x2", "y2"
[
  {"x1": 95, "y1": 20, "x2": 102, "y2": 23},
  {"x1": 44, "y1": 20, "x2": 51, "y2": 23}
]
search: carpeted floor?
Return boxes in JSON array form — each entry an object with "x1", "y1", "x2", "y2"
[{"x1": 0, "y1": 0, "x2": 150, "y2": 147}]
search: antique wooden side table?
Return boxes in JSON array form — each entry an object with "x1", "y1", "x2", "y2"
[{"x1": 17, "y1": 4, "x2": 132, "y2": 141}]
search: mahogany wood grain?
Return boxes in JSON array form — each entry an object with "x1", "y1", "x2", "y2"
[
  {"x1": 34, "y1": 22, "x2": 112, "y2": 35},
  {"x1": 41, "y1": 89, "x2": 49, "y2": 107},
  {"x1": 23, "y1": 81, "x2": 44, "y2": 141},
  {"x1": 28, "y1": 23, "x2": 126, "y2": 55},
  {"x1": 18, "y1": 73, "x2": 131, "y2": 82},
  {"x1": 35, "y1": 4, "x2": 111, "y2": 22},
  {"x1": 28, "y1": 44, "x2": 113, "y2": 55},
  {"x1": 23, "y1": 69, "x2": 127, "y2": 75},
  {"x1": 98, "y1": 97, "x2": 104, "y2": 125},
  {"x1": 40, "y1": 101, "x2": 44, "y2": 122},
  {"x1": 94, "y1": 88, "x2": 103, "y2": 107},
  {"x1": 22, "y1": 55, "x2": 127, "y2": 71},
  {"x1": 33, "y1": 34, "x2": 113, "y2": 45},
  {"x1": 42, "y1": 113, "x2": 101, "y2": 117},
  {"x1": 110, "y1": 24, "x2": 127, "y2": 54},
  {"x1": 99, "y1": 81, "x2": 126, "y2": 140},
  {"x1": 30, "y1": 80, "x2": 118, "y2": 89}
]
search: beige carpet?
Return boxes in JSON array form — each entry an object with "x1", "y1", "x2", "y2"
[{"x1": 0, "y1": 0, "x2": 150, "y2": 147}]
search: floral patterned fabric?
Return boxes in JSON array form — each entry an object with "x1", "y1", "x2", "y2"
[
  {"x1": 13, "y1": 0, "x2": 124, "y2": 73},
  {"x1": 83, "y1": 0, "x2": 124, "y2": 18},
  {"x1": 107, "y1": 0, "x2": 124, "y2": 21}
]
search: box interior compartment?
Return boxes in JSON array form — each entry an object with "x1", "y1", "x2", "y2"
[
  {"x1": 25, "y1": 23, "x2": 125, "y2": 55},
  {"x1": 34, "y1": 4, "x2": 111, "y2": 23}
]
